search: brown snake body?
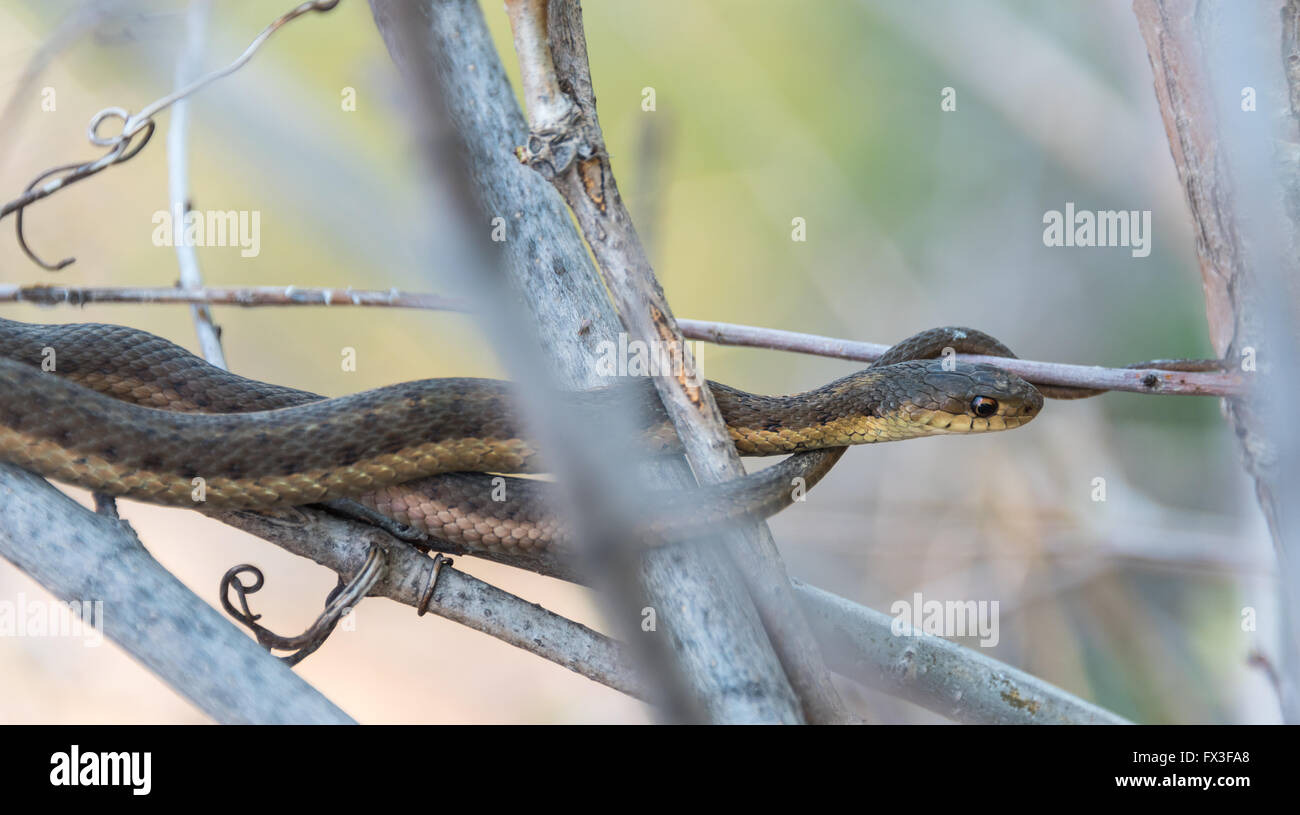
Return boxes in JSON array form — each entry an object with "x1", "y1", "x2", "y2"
[{"x1": 0, "y1": 317, "x2": 1046, "y2": 556}]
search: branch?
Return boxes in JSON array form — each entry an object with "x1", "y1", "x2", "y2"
[
  {"x1": 168, "y1": 0, "x2": 226, "y2": 368},
  {"x1": 212, "y1": 506, "x2": 648, "y2": 700},
  {"x1": 678, "y1": 320, "x2": 1238, "y2": 397},
  {"x1": 793, "y1": 580, "x2": 1131, "y2": 724},
  {"x1": 0, "y1": 283, "x2": 1242, "y2": 397},
  {"x1": 3, "y1": 443, "x2": 1121, "y2": 723},
  {"x1": 0, "y1": 465, "x2": 354, "y2": 724},
  {"x1": 0, "y1": 283, "x2": 468, "y2": 311},
  {"x1": 222, "y1": 496, "x2": 1125, "y2": 722}
]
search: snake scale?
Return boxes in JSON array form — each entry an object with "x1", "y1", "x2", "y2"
[{"x1": 0, "y1": 317, "x2": 1045, "y2": 557}]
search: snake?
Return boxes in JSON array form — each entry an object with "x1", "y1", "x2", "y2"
[{"x1": 0, "y1": 317, "x2": 1046, "y2": 561}]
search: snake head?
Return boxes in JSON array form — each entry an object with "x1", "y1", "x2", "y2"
[{"x1": 899, "y1": 360, "x2": 1043, "y2": 435}]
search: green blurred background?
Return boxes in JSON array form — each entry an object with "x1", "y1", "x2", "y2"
[{"x1": 0, "y1": 0, "x2": 1276, "y2": 723}]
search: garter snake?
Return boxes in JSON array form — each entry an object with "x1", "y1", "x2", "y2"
[{"x1": 0, "y1": 317, "x2": 1043, "y2": 556}]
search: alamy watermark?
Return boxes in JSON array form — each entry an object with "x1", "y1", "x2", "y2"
[
  {"x1": 152, "y1": 203, "x2": 261, "y2": 258},
  {"x1": 1043, "y1": 202, "x2": 1151, "y2": 258},
  {"x1": 50, "y1": 745, "x2": 150, "y2": 796},
  {"x1": 890, "y1": 591, "x2": 999, "y2": 647},
  {"x1": 594, "y1": 333, "x2": 705, "y2": 386},
  {"x1": 0, "y1": 592, "x2": 103, "y2": 646}
]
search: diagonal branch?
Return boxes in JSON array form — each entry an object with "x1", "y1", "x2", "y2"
[
  {"x1": 794, "y1": 580, "x2": 1131, "y2": 724},
  {"x1": 0, "y1": 465, "x2": 355, "y2": 724},
  {"x1": 212, "y1": 505, "x2": 649, "y2": 699},
  {"x1": 507, "y1": 0, "x2": 852, "y2": 724}
]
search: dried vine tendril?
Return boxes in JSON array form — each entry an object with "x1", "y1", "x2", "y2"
[{"x1": 0, "y1": 0, "x2": 340, "y2": 270}]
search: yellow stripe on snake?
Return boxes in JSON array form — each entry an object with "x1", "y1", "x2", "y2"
[{"x1": 0, "y1": 317, "x2": 1044, "y2": 558}]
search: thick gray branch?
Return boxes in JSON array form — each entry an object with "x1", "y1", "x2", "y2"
[
  {"x1": 794, "y1": 580, "x2": 1131, "y2": 724},
  {"x1": 0, "y1": 465, "x2": 353, "y2": 724}
]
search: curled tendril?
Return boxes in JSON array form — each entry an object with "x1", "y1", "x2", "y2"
[
  {"x1": 0, "y1": 0, "x2": 340, "y2": 271},
  {"x1": 220, "y1": 543, "x2": 387, "y2": 667}
]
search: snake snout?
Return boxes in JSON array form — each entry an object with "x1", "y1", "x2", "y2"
[{"x1": 914, "y1": 362, "x2": 1042, "y2": 433}]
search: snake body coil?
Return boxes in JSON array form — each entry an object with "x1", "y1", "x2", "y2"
[{"x1": 0, "y1": 318, "x2": 1043, "y2": 556}]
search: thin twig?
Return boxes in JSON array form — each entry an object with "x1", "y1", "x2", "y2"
[
  {"x1": 675, "y1": 319, "x2": 1243, "y2": 398},
  {"x1": 0, "y1": 283, "x2": 1242, "y2": 397},
  {"x1": 0, "y1": 283, "x2": 467, "y2": 310},
  {"x1": 169, "y1": 0, "x2": 227, "y2": 368}
]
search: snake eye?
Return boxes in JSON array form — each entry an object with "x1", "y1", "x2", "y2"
[{"x1": 970, "y1": 396, "x2": 998, "y2": 418}]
